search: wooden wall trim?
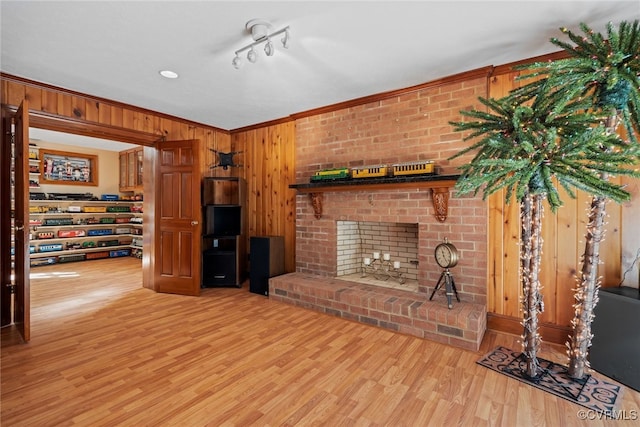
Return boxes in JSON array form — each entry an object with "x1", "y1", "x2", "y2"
[
  {"x1": 0, "y1": 73, "x2": 230, "y2": 135},
  {"x1": 287, "y1": 66, "x2": 495, "y2": 123},
  {"x1": 230, "y1": 117, "x2": 295, "y2": 134},
  {"x1": 491, "y1": 50, "x2": 568, "y2": 76},
  {"x1": 487, "y1": 313, "x2": 571, "y2": 346},
  {"x1": 1, "y1": 106, "x2": 163, "y2": 146}
]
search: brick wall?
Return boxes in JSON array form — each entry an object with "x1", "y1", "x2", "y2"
[
  {"x1": 294, "y1": 77, "x2": 488, "y2": 305},
  {"x1": 295, "y1": 78, "x2": 487, "y2": 179}
]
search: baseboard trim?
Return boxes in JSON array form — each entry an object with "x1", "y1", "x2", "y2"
[{"x1": 487, "y1": 313, "x2": 571, "y2": 345}]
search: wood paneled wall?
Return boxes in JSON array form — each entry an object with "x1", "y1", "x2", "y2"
[
  {"x1": 231, "y1": 122, "x2": 297, "y2": 272},
  {"x1": 1, "y1": 74, "x2": 232, "y2": 290},
  {"x1": 485, "y1": 70, "x2": 629, "y2": 343}
]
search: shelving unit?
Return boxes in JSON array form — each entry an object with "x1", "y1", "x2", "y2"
[
  {"x1": 28, "y1": 158, "x2": 41, "y2": 190},
  {"x1": 28, "y1": 199, "x2": 143, "y2": 266},
  {"x1": 201, "y1": 177, "x2": 246, "y2": 287},
  {"x1": 9, "y1": 143, "x2": 145, "y2": 269}
]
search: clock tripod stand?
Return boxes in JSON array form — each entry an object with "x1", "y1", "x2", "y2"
[{"x1": 429, "y1": 268, "x2": 460, "y2": 309}]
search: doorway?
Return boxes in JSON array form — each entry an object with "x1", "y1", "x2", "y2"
[
  {"x1": 2, "y1": 126, "x2": 149, "y2": 336},
  {"x1": 27, "y1": 128, "x2": 144, "y2": 269},
  {"x1": 2, "y1": 108, "x2": 204, "y2": 340}
]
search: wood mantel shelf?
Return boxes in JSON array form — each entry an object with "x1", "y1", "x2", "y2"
[{"x1": 289, "y1": 174, "x2": 460, "y2": 221}]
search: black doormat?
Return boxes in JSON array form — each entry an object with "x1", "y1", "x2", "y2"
[{"x1": 477, "y1": 346, "x2": 623, "y2": 413}]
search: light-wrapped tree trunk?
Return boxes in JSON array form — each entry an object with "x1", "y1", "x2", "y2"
[
  {"x1": 568, "y1": 114, "x2": 618, "y2": 380},
  {"x1": 521, "y1": 193, "x2": 545, "y2": 379},
  {"x1": 567, "y1": 195, "x2": 608, "y2": 379}
]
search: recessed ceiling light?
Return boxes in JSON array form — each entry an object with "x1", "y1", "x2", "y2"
[{"x1": 159, "y1": 70, "x2": 179, "y2": 79}]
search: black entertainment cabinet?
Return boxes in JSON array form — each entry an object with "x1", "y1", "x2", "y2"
[{"x1": 201, "y1": 177, "x2": 246, "y2": 287}]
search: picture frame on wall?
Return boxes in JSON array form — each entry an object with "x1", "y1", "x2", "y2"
[{"x1": 40, "y1": 148, "x2": 99, "y2": 186}]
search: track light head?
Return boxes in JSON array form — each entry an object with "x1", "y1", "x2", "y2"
[
  {"x1": 232, "y1": 55, "x2": 243, "y2": 69},
  {"x1": 281, "y1": 28, "x2": 290, "y2": 49},
  {"x1": 264, "y1": 39, "x2": 275, "y2": 56},
  {"x1": 247, "y1": 47, "x2": 257, "y2": 63}
]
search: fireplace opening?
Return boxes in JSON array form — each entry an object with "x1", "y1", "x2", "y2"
[{"x1": 336, "y1": 220, "x2": 419, "y2": 291}]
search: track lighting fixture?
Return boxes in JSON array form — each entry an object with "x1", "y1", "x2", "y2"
[{"x1": 232, "y1": 19, "x2": 290, "y2": 69}]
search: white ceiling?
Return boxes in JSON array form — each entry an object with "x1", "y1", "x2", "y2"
[{"x1": 2, "y1": 1, "x2": 639, "y2": 133}]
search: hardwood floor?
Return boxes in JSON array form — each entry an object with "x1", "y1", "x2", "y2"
[{"x1": 2, "y1": 257, "x2": 639, "y2": 426}]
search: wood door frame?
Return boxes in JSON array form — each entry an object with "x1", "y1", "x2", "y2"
[
  {"x1": 12, "y1": 101, "x2": 30, "y2": 341},
  {"x1": 0, "y1": 102, "x2": 32, "y2": 339},
  {"x1": 1, "y1": 106, "x2": 165, "y2": 296}
]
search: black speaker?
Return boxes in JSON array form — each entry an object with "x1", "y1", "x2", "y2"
[
  {"x1": 589, "y1": 287, "x2": 640, "y2": 392},
  {"x1": 249, "y1": 236, "x2": 285, "y2": 296}
]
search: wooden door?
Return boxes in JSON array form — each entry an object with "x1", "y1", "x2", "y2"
[
  {"x1": 154, "y1": 139, "x2": 202, "y2": 296},
  {"x1": 12, "y1": 101, "x2": 31, "y2": 341},
  {"x1": 1, "y1": 115, "x2": 13, "y2": 327}
]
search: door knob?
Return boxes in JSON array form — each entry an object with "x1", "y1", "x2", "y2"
[{"x1": 191, "y1": 221, "x2": 199, "y2": 226}]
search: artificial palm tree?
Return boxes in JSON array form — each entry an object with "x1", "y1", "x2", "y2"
[
  {"x1": 512, "y1": 20, "x2": 640, "y2": 379},
  {"x1": 449, "y1": 66, "x2": 638, "y2": 379}
]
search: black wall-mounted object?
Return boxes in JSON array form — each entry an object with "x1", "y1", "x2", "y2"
[
  {"x1": 249, "y1": 236, "x2": 285, "y2": 296},
  {"x1": 209, "y1": 149, "x2": 243, "y2": 170}
]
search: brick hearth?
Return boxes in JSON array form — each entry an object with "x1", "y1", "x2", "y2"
[{"x1": 270, "y1": 272, "x2": 486, "y2": 351}]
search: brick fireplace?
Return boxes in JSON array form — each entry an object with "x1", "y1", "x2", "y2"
[
  {"x1": 270, "y1": 184, "x2": 488, "y2": 350},
  {"x1": 290, "y1": 186, "x2": 487, "y2": 305},
  {"x1": 270, "y1": 75, "x2": 489, "y2": 350}
]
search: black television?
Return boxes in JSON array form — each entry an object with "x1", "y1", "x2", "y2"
[{"x1": 204, "y1": 205, "x2": 241, "y2": 236}]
